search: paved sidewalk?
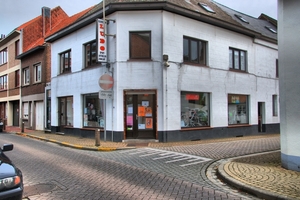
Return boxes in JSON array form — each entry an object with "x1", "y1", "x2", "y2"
[{"x1": 3, "y1": 126, "x2": 300, "y2": 200}]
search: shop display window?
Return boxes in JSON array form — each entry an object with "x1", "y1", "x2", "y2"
[
  {"x1": 83, "y1": 94, "x2": 104, "y2": 127},
  {"x1": 228, "y1": 94, "x2": 249, "y2": 125},
  {"x1": 181, "y1": 92, "x2": 210, "y2": 128}
]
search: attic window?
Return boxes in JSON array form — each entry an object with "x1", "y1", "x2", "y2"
[
  {"x1": 265, "y1": 26, "x2": 277, "y2": 34},
  {"x1": 198, "y1": 3, "x2": 215, "y2": 13},
  {"x1": 235, "y1": 14, "x2": 249, "y2": 24}
]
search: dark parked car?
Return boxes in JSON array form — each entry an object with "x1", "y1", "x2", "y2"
[{"x1": 0, "y1": 144, "x2": 23, "y2": 200}]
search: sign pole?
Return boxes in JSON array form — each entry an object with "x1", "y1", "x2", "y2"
[
  {"x1": 103, "y1": 0, "x2": 106, "y2": 142},
  {"x1": 104, "y1": 99, "x2": 106, "y2": 141}
]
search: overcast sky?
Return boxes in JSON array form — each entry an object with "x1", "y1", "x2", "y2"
[{"x1": 0, "y1": 0, "x2": 277, "y2": 36}]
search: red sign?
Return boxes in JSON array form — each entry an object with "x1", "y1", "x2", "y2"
[
  {"x1": 98, "y1": 74, "x2": 113, "y2": 90},
  {"x1": 186, "y1": 94, "x2": 199, "y2": 100},
  {"x1": 96, "y1": 19, "x2": 107, "y2": 62}
]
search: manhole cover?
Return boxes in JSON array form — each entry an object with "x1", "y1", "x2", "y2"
[{"x1": 23, "y1": 183, "x2": 57, "y2": 197}]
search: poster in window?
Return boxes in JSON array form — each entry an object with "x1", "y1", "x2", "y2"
[
  {"x1": 146, "y1": 118, "x2": 153, "y2": 129},
  {"x1": 145, "y1": 107, "x2": 152, "y2": 117},
  {"x1": 138, "y1": 124, "x2": 146, "y2": 129},
  {"x1": 138, "y1": 106, "x2": 145, "y2": 116},
  {"x1": 127, "y1": 116, "x2": 133, "y2": 126},
  {"x1": 142, "y1": 101, "x2": 149, "y2": 107}
]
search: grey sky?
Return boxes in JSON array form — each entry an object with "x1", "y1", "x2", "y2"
[{"x1": 0, "y1": 0, "x2": 277, "y2": 36}]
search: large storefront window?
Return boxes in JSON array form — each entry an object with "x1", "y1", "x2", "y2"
[
  {"x1": 181, "y1": 92, "x2": 210, "y2": 128},
  {"x1": 83, "y1": 93, "x2": 104, "y2": 127},
  {"x1": 228, "y1": 94, "x2": 249, "y2": 125}
]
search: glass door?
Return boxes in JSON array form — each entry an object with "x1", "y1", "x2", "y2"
[
  {"x1": 59, "y1": 96, "x2": 73, "y2": 132},
  {"x1": 125, "y1": 92, "x2": 156, "y2": 139}
]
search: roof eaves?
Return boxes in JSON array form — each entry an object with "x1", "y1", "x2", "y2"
[
  {"x1": 46, "y1": 1, "x2": 262, "y2": 43},
  {"x1": 0, "y1": 30, "x2": 20, "y2": 46},
  {"x1": 16, "y1": 45, "x2": 45, "y2": 59}
]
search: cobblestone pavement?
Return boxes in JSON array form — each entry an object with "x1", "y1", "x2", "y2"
[
  {"x1": 5, "y1": 126, "x2": 300, "y2": 199},
  {"x1": 218, "y1": 151, "x2": 300, "y2": 200}
]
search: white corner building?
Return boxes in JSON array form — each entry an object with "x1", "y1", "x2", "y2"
[{"x1": 45, "y1": 0, "x2": 279, "y2": 142}]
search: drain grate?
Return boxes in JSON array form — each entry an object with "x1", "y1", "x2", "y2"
[{"x1": 23, "y1": 183, "x2": 57, "y2": 197}]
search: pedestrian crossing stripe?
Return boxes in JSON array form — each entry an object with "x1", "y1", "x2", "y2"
[{"x1": 120, "y1": 148, "x2": 211, "y2": 167}]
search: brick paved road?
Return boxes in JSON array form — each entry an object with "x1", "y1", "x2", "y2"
[
  {"x1": 1, "y1": 133, "x2": 280, "y2": 199},
  {"x1": 0, "y1": 133, "x2": 251, "y2": 200}
]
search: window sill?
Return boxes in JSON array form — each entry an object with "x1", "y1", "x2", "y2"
[
  {"x1": 181, "y1": 126, "x2": 212, "y2": 131},
  {"x1": 59, "y1": 71, "x2": 72, "y2": 76},
  {"x1": 229, "y1": 68, "x2": 248, "y2": 73},
  {"x1": 83, "y1": 64, "x2": 102, "y2": 70},
  {"x1": 228, "y1": 124, "x2": 251, "y2": 128},
  {"x1": 183, "y1": 62, "x2": 208, "y2": 67},
  {"x1": 127, "y1": 58, "x2": 152, "y2": 62},
  {"x1": 81, "y1": 127, "x2": 104, "y2": 131}
]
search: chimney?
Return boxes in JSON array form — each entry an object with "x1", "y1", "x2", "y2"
[
  {"x1": 0, "y1": 34, "x2": 5, "y2": 40},
  {"x1": 42, "y1": 7, "x2": 51, "y2": 37}
]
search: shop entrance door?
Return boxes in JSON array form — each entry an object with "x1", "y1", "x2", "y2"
[
  {"x1": 258, "y1": 102, "x2": 266, "y2": 132},
  {"x1": 59, "y1": 97, "x2": 73, "y2": 132},
  {"x1": 125, "y1": 91, "x2": 156, "y2": 139}
]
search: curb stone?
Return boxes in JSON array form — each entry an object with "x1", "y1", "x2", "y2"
[
  {"x1": 217, "y1": 158, "x2": 292, "y2": 200},
  {"x1": 15, "y1": 132, "x2": 133, "y2": 151}
]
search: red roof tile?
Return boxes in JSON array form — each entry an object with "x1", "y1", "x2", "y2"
[{"x1": 18, "y1": 5, "x2": 95, "y2": 53}]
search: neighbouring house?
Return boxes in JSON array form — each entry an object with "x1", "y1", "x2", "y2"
[
  {"x1": 15, "y1": 6, "x2": 94, "y2": 130},
  {"x1": 45, "y1": 0, "x2": 279, "y2": 142},
  {"x1": 0, "y1": 31, "x2": 21, "y2": 127}
]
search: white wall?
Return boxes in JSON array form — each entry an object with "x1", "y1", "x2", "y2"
[
  {"x1": 50, "y1": 9, "x2": 279, "y2": 133},
  {"x1": 162, "y1": 11, "x2": 278, "y2": 130}
]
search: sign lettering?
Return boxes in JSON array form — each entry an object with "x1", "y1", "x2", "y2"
[{"x1": 96, "y1": 19, "x2": 107, "y2": 62}]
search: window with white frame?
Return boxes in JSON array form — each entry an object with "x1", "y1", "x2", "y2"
[
  {"x1": 0, "y1": 48, "x2": 7, "y2": 65},
  {"x1": 23, "y1": 67, "x2": 30, "y2": 85},
  {"x1": 34, "y1": 63, "x2": 41, "y2": 83},
  {"x1": 229, "y1": 48, "x2": 247, "y2": 71},
  {"x1": 0, "y1": 75, "x2": 7, "y2": 90},
  {"x1": 23, "y1": 102, "x2": 29, "y2": 119}
]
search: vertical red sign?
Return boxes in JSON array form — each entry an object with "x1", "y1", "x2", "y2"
[{"x1": 96, "y1": 19, "x2": 107, "y2": 62}]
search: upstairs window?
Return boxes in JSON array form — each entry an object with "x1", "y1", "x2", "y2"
[
  {"x1": 34, "y1": 63, "x2": 42, "y2": 83},
  {"x1": 84, "y1": 41, "x2": 97, "y2": 67},
  {"x1": 15, "y1": 70, "x2": 20, "y2": 87},
  {"x1": 198, "y1": 3, "x2": 215, "y2": 13},
  {"x1": 276, "y1": 59, "x2": 279, "y2": 78},
  {"x1": 129, "y1": 31, "x2": 151, "y2": 59},
  {"x1": 15, "y1": 40, "x2": 20, "y2": 57},
  {"x1": 265, "y1": 26, "x2": 277, "y2": 34},
  {"x1": 229, "y1": 48, "x2": 247, "y2": 71},
  {"x1": 0, "y1": 48, "x2": 7, "y2": 65},
  {"x1": 23, "y1": 67, "x2": 30, "y2": 85},
  {"x1": 60, "y1": 50, "x2": 71, "y2": 74},
  {"x1": 0, "y1": 75, "x2": 7, "y2": 90},
  {"x1": 235, "y1": 14, "x2": 249, "y2": 24},
  {"x1": 183, "y1": 36, "x2": 207, "y2": 65}
]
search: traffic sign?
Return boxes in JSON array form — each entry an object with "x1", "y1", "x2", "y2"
[
  {"x1": 98, "y1": 74, "x2": 113, "y2": 90},
  {"x1": 99, "y1": 90, "x2": 113, "y2": 99}
]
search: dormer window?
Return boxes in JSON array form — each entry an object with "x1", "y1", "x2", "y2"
[
  {"x1": 265, "y1": 26, "x2": 277, "y2": 34},
  {"x1": 235, "y1": 14, "x2": 249, "y2": 24},
  {"x1": 198, "y1": 3, "x2": 215, "y2": 13}
]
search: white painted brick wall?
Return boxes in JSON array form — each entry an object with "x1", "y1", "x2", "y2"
[{"x1": 50, "y1": 10, "x2": 279, "y2": 132}]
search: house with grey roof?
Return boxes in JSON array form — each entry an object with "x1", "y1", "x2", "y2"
[{"x1": 45, "y1": 0, "x2": 278, "y2": 142}]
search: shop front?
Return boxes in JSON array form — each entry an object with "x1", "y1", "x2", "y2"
[{"x1": 124, "y1": 90, "x2": 157, "y2": 139}]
